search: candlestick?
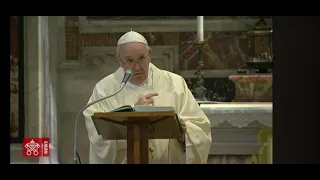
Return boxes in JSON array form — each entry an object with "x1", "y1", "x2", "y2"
[
  {"x1": 189, "y1": 16, "x2": 209, "y2": 102},
  {"x1": 197, "y1": 16, "x2": 204, "y2": 42},
  {"x1": 190, "y1": 42, "x2": 208, "y2": 102}
]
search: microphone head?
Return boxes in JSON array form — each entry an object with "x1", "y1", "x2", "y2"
[
  {"x1": 122, "y1": 69, "x2": 133, "y2": 84},
  {"x1": 125, "y1": 69, "x2": 133, "y2": 75}
]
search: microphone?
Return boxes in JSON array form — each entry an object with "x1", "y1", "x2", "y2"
[
  {"x1": 121, "y1": 70, "x2": 132, "y2": 86},
  {"x1": 72, "y1": 69, "x2": 133, "y2": 164}
]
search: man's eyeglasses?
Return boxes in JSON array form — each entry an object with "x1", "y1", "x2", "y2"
[{"x1": 122, "y1": 57, "x2": 148, "y2": 67}]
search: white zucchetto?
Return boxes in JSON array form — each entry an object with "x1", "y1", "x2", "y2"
[{"x1": 117, "y1": 30, "x2": 148, "y2": 46}]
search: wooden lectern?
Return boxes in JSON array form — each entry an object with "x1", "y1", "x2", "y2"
[{"x1": 92, "y1": 111, "x2": 183, "y2": 164}]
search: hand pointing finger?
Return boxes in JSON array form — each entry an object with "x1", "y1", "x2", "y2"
[{"x1": 144, "y1": 93, "x2": 159, "y2": 99}]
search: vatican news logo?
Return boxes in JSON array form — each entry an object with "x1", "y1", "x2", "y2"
[{"x1": 23, "y1": 138, "x2": 50, "y2": 157}]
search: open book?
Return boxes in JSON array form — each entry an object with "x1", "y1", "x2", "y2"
[{"x1": 111, "y1": 105, "x2": 175, "y2": 113}]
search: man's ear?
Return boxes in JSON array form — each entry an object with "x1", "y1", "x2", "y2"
[
  {"x1": 115, "y1": 54, "x2": 124, "y2": 67},
  {"x1": 148, "y1": 48, "x2": 152, "y2": 62}
]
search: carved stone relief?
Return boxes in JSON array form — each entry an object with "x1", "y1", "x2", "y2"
[{"x1": 75, "y1": 45, "x2": 179, "y2": 73}]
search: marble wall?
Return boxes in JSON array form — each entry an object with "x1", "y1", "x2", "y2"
[
  {"x1": 179, "y1": 31, "x2": 248, "y2": 70},
  {"x1": 67, "y1": 31, "x2": 247, "y2": 70},
  {"x1": 65, "y1": 16, "x2": 253, "y2": 71}
]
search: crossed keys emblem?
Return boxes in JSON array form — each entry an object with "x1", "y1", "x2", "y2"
[{"x1": 24, "y1": 139, "x2": 40, "y2": 156}]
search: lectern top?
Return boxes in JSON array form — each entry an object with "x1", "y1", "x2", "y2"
[
  {"x1": 94, "y1": 111, "x2": 175, "y2": 118},
  {"x1": 91, "y1": 110, "x2": 183, "y2": 140}
]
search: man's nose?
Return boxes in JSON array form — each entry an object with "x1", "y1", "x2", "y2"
[{"x1": 132, "y1": 62, "x2": 141, "y2": 71}]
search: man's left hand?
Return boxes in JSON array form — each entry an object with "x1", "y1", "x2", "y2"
[
  {"x1": 180, "y1": 119, "x2": 187, "y2": 134},
  {"x1": 178, "y1": 119, "x2": 187, "y2": 152}
]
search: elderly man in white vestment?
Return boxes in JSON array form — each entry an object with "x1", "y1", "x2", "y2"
[{"x1": 83, "y1": 30, "x2": 212, "y2": 164}]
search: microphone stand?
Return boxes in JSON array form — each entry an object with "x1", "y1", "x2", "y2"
[{"x1": 73, "y1": 70, "x2": 132, "y2": 164}]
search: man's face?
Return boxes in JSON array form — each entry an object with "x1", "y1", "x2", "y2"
[{"x1": 116, "y1": 42, "x2": 151, "y2": 85}]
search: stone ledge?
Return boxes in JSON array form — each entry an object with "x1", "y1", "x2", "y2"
[{"x1": 79, "y1": 17, "x2": 272, "y2": 33}]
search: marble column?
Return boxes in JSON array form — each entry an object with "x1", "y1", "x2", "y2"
[
  {"x1": 38, "y1": 16, "x2": 59, "y2": 164},
  {"x1": 10, "y1": 16, "x2": 59, "y2": 164}
]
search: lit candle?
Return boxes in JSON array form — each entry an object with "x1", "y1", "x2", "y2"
[{"x1": 197, "y1": 16, "x2": 204, "y2": 42}]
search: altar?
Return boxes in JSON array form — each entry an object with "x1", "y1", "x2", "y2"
[{"x1": 200, "y1": 102, "x2": 273, "y2": 164}]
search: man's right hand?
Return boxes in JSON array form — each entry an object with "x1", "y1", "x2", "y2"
[{"x1": 135, "y1": 93, "x2": 159, "y2": 106}]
